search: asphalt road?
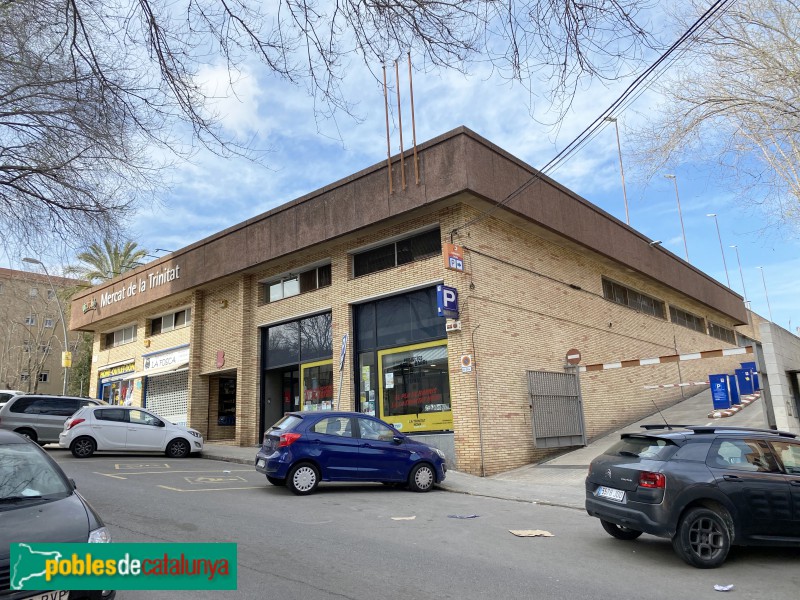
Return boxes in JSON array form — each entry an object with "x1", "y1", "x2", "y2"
[{"x1": 48, "y1": 449, "x2": 800, "y2": 600}]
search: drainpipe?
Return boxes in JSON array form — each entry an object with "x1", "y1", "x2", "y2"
[{"x1": 471, "y1": 324, "x2": 486, "y2": 477}]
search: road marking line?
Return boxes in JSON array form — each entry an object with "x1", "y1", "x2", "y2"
[
  {"x1": 157, "y1": 485, "x2": 263, "y2": 492},
  {"x1": 95, "y1": 469, "x2": 252, "y2": 477},
  {"x1": 95, "y1": 472, "x2": 127, "y2": 480}
]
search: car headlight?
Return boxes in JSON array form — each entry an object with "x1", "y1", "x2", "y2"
[
  {"x1": 434, "y1": 448, "x2": 446, "y2": 460},
  {"x1": 89, "y1": 526, "x2": 112, "y2": 543},
  {"x1": 188, "y1": 430, "x2": 202, "y2": 438}
]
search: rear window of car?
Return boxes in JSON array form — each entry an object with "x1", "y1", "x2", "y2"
[
  {"x1": 269, "y1": 415, "x2": 303, "y2": 432},
  {"x1": 606, "y1": 436, "x2": 679, "y2": 461}
]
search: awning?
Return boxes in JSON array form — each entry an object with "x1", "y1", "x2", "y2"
[{"x1": 121, "y1": 361, "x2": 189, "y2": 380}]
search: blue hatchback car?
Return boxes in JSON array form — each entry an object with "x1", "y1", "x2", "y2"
[{"x1": 255, "y1": 411, "x2": 447, "y2": 495}]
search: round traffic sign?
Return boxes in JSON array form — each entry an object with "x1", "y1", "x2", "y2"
[{"x1": 565, "y1": 348, "x2": 581, "y2": 365}]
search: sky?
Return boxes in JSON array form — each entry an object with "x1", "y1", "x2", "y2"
[{"x1": 7, "y1": 6, "x2": 799, "y2": 334}]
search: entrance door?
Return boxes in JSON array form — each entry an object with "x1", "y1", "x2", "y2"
[{"x1": 282, "y1": 369, "x2": 300, "y2": 414}]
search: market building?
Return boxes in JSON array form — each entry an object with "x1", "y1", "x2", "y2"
[{"x1": 70, "y1": 127, "x2": 767, "y2": 475}]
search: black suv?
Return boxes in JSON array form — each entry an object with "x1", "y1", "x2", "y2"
[{"x1": 585, "y1": 425, "x2": 800, "y2": 568}]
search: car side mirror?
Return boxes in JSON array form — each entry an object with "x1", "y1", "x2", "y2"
[
  {"x1": 158, "y1": 421, "x2": 165, "y2": 427},
  {"x1": 392, "y1": 435, "x2": 404, "y2": 445}
]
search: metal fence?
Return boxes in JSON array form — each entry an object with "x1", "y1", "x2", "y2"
[{"x1": 527, "y1": 369, "x2": 586, "y2": 449}]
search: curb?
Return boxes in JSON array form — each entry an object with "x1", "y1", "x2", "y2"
[{"x1": 707, "y1": 392, "x2": 760, "y2": 419}]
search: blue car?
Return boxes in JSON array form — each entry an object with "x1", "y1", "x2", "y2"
[{"x1": 255, "y1": 411, "x2": 447, "y2": 495}]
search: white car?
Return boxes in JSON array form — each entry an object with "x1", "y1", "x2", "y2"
[{"x1": 59, "y1": 405, "x2": 203, "y2": 458}]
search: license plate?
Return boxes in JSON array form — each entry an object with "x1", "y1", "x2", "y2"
[
  {"x1": 256, "y1": 458, "x2": 265, "y2": 468},
  {"x1": 596, "y1": 486, "x2": 625, "y2": 502},
  {"x1": 21, "y1": 592, "x2": 69, "y2": 600}
]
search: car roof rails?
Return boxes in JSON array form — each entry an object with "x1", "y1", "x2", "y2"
[
  {"x1": 685, "y1": 425, "x2": 797, "y2": 439},
  {"x1": 639, "y1": 424, "x2": 690, "y2": 430}
]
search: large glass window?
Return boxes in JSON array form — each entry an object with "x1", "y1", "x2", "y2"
[
  {"x1": 301, "y1": 361, "x2": 334, "y2": 411},
  {"x1": 265, "y1": 313, "x2": 332, "y2": 368},
  {"x1": 353, "y1": 228, "x2": 441, "y2": 277},
  {"x1": 266, "y1": 264, "x2": 331, "y2": 303},
  {"x1": 378, "y1": 342, "x2": 451, "y2": 433}
]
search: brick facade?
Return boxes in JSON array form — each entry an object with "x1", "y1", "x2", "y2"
[{"x1": 73, "y1": 128, "x2": 758, "y2": 476}]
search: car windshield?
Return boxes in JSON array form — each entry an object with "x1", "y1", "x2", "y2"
[
  {"x1": 606, "y1": 436, "x2": 678, "y2": 461},
  {"x1": 0, "y1": 442, "x2": 71, "y2": 504}
]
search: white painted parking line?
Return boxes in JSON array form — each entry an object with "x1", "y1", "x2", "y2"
[
  {"x1": 158, "y1": 485, "x2": 264, "y2": 493},
  {"x1": 183, "y1": 475, "x2": 248, "y2": 484},
  {"x1": 114, "y1": 462, "x2": 171, "y2": 470}
]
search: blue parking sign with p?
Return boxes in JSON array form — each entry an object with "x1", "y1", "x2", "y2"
[{"x1": 437, "y1": 285, "x2": 459, "y2": 318}]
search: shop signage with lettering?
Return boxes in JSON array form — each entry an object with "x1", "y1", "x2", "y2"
[
  {"x1": 98, "y1": 362, "x2": 136, "y2": 379},
  {"x1": 144, "y1": 346, "x2": 190, "y2": 371},
  {"x1": 98, "y1": 264, "x2": 182, "y2": 309}
]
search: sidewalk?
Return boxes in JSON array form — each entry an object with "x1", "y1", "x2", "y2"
[{"x1": 200, "y1": 389, "x2": 767, "y2": 511}]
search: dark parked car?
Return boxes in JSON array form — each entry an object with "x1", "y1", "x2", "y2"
[
  {"x1": 0, "y1": 430, "x2": 115, "y2": 599},
  {"x1": 255, "y1": 411, "x2": 447, "y2": 495},
  {"x1": 586, "y1": 425, "x2": 800, "y2": 568}
]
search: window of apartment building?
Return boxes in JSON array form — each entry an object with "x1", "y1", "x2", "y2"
[
  {"x1": 601, "y1": 278, "x2": 666, "y2": 319},
  {"x1": 20, "y1": 373, "x2": 29, "y2": 382},
  {"x1": 353, "y1": 227, "x2": 441, "y2": 278},
  {"x1": 670, "y1": 306, "x2": 705, "y2": 333},
  {"x1": 47, "y1": 289, "x2": 56, "y2": 300},
  {"x1": 22, "y1": 340, "x2": 31, "y2": 353},
  {"x1": 104, "y1": 324, "x2": 137, "y2": 348},
  {"x1": 38, "y1": 372, "x2": 49, "y2": 383},
  {"x1": 24, "y1": 315, "x2": 36, "y2": 326},
  {"x1": 0, "y1": 282, "x2": 4, "y2": 294},
  {"x1": 266, "y1": 263, "x2": 331, "y2": 303},
  {"x1": 44, "y1": 318, "x2": 54, "y2": 328},
  {"x1": 29, "y1": 287, "x2": 38, "y2": 297},
  {"x1": 150, "y1": 307, "x2": 191, "y2": 335},
  {"x1": 708, "y1": 322, "x2": 736, "y2": 344},
  {"x1": 39, "y1": 344, "x2": 51, "y2": 355}
]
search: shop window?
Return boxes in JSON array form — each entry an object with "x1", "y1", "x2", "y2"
[
  {"x1": 378, "y1": 342, "x2": 452, "y2": 433},
  {"x1": 353, "y1": 228, "x2": 441, "y2": 278},
  {"x1": 104, "y1": 324, "x2": 137, "y2": 349},
  {"x1": 669, "y1": 306, "x2": 705, "y2": 333},
  {"x1": 301, "y1": 361, "x2": 334, "y2": 411},
  {"x1": 602, "y1": 278, "x2": 665, "y2": 319},
  {"x1": 265, "y1": 312, "x2": 332, "y2": 369},
  {"x1": 150, "y1": 308, "x2": 191, "y2": 335},
  {"x1": 217, "y1": 378, "x2": 236, "y2": 426},
  {"x1": 266, "y1": 263, "x2": 331, "y2": 303},
  {"x1": 708, "y1": 322, "x2": 735, "y2": 344}
]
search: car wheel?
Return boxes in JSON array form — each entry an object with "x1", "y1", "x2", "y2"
[
  {"x1": 408, "y1": 463, "x2": 435, "y2": 492},
  {"x1": 70, "y1": 436, "x2": 96, "y2": 459},
  {"x1": 600, "y1": 519, "x2": 643, "y2": 541},
  {"x1": 266, "y1": 476, "x2": 285, "y2": 486},
  {"x1": 287, "y1": 463, "x2": 319, "y2": 495},
  {"x1": 672, "y1": 507, "x2": 731, "y2": 568},
  {"x1": 15, "y1": 428, "x2": 38, "y2": 444},
  {"x1": 165, "y1": 438, "x2": 191, "y2": 458}
]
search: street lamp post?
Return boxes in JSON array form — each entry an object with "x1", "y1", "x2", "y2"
[
  {"x1": 756, "y1": 266, "x2": 773, "y2": 322},
  {"x1": 22, "y1": 258, "x2": 69, "y2": 394},
  {"x1": 730, "y1": 245, "x2": 748, "y2": 302},
  {"x1": 605, "y1": 117, "x2": 630, "y2": 225},
  {"x1": 664, "y1": 175, "x2": 689, "y2": 261},
  {"x1": 706, "y1": 214, "x2": 731, "y2": 287}
]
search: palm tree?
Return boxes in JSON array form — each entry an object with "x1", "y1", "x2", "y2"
[{"x1": 66, "y1": 240, "x2": 148, "y2": 286}]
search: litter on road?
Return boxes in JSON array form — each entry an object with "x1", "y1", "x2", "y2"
[
  {"x1": 714, "y1": 584, "x2": 735, "y2": 592},
  {"x1": 509, "y1": 530, "x2": 554, "y2": 537},
  {"x1": 447, "y1": 514, "x2": 479, "y2": 519},
  {"x1": 391, "y1": 516, "x2": 416, "y2": 521}
]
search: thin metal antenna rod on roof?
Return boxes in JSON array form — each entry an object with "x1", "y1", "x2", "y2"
[
  {"x1": 395, "y1": 59, "x2": 406, "y2": 190},
  {"x1": 408, "y1": 52, "x2": 419, "y2": 185},
  {"x1": 382, "y1": 65, "x2": 392, "y2": 194}
]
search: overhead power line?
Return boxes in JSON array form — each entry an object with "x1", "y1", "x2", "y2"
[{"x1": 450, "y1": 0, "x2": 738, "y2": 240}]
